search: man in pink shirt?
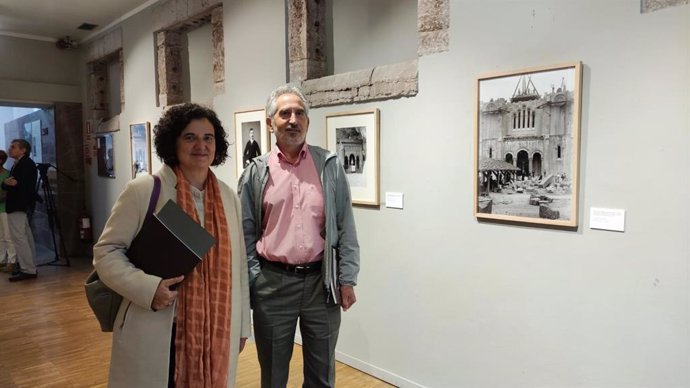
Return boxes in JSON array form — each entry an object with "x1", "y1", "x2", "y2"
[{"x1": 238, "y1": 85, "x2": 360, "y2": 388}]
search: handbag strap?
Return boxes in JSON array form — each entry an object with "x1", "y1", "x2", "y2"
[{"x1": 146, "y1": 175, "x2": 161, "y2": 217}]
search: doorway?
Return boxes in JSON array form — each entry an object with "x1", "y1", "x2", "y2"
[{"x1": 0, "y1": 102, "x2": 85, "y2": 264}]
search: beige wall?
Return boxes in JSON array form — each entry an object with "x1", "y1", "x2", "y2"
[{"x1": 0, "y1": 35, "x2": 81, "y2": 103}]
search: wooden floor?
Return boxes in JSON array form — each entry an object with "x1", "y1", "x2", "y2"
[{"x1": 0, "y1": 257, "x2": 394, "y2": 388}]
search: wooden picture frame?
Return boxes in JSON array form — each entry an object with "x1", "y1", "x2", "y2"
[
  {"x1": 474, "y1": 61, "x2": 583, "y2": 227},
  {"x1": 326, "y1": 109, "x2": 380, "y2": 206},
  {"x1": 96, "y1": 134, "x2": 115, "y2": 179},
  {"x1": 129, "y1": 122, "x2": 151, "y2": 179},
  {"x1": 234, "y1": 109, "x2": 269, "y2": 176}
]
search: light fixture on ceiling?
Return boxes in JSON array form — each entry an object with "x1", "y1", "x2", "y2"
[{"x1": 55, "y1": 36, "x2": 77, "y2": 50}]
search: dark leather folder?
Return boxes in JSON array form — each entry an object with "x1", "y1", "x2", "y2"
[{"x1": 127, "y1": 199, "x2": 215, "y2": 279}]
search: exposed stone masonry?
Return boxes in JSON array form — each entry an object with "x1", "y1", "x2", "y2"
[
  {"x1": 418, "y1": 0, "x2": 450, "y2": 56},
  {"x1": 288, "y1": 0, "x2": 327, "y2": 82},
  {"x1": 85, "y1": 29, "x2": 122, "y2": 63},
  {"x1": 211, "y1": 6, "x2": 225, "y2": 94},
  {"x1": 156, "y1": 31, "x2": 184, "y2": 107},
  {"x1": 153, "y1": 0, "x2": 224, "y2": 106},
  {"x1": 152, "y1": 0, "x2": 222, "y2": 32},
  {"x1": 85, "y1": 29, "x2": 123, "y2": 126},
  {"x1": 641, "y1": 0, "x2": 688, "y2": 13},
  {"x1": 302, "y1": 60, "x2": 418, "y2": 108},
  {"x1": 290, "y1": 0, "x2": 447, "y2": 106}
]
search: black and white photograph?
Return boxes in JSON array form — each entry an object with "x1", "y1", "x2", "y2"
[
  {"x1": 336, "y1": 126, "x2": 367, "y2": 176},
  {"x1": 129, "y1": 122, "x2": 151, "y2": 179},
  {"x1": 326, "y1": 109, "x2": 380, "y2": 206},
  {"x1": 241, "y1": 121, "x2": 262, "y2": 168},
  {"x1": 234, "y1": 109, "x2": 269, "y2": 176},
  {"x1": 96, "y1": 134, "x2": 115, "y2": 179},
  {"x1": 474, "y1": 62, "x2": 582, "y2": 227}
]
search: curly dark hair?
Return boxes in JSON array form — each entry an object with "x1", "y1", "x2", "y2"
[{"x1": 153, "y1": 103, "x2": 229, "y2": 167}]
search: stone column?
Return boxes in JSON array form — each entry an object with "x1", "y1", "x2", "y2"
[
  {"x1": 418, "y1": 0, "x2": 449, "y2": 56},
  {"x1": 211, "y1": 6, "x2": 225, "y2": 94},
  {"x1": 288, "y1": 0, "x2": 327, "y2": 82},
  {"x1": 119, "y1": 50, "x2": 125, "y2": 109},
  {"x1": 156, "y1": 30, "x2": 184, "y2": 107},
  {"x1": 88, "y1": 62, "x2": 108, "y2": 122}
]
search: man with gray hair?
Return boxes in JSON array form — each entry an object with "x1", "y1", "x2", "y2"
[
  {"x1": 238, "y1": 85, "x2": 359, "y2": 387},
  {"x1": 2, "y1": 139, "x2": 38, "y2": 281}
]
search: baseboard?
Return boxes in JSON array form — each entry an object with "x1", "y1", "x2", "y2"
[
  {"x1": 334, "y1": 349, "x2": 426, "y2": 388},
  {"x1": 295, "y1": 333, "x2": 424, "y2": 387}
]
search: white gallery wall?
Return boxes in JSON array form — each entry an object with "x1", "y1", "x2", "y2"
[{"x1": 74, "y1": 0, "x2": 689, "y2": 387}]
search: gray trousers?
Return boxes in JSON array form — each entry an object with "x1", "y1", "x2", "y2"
[
  {"x1": 7, "y1": 211, "x2": 36, "y2": 274},
  {"x1": 252, "y1": 265, "x2": 341, "y2": 388}
]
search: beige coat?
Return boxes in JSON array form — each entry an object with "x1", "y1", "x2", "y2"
[{"x1": 93, "y1": 165, "x2": 251, "y2": 388}]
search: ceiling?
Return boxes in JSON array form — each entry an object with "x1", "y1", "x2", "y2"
[{"x1": 0, "y1": 0, "x2": 159, "y2": 44}]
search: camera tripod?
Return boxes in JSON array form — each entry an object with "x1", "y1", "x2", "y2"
[{"x1": 35, "y1": 163, "x2": 70, "y2": 267}]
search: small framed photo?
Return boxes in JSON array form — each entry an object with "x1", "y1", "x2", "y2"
[
  {"x1": 326, "y1": 109, "x2": 380, "y2": 206},
  {"x1": 130, "y1": 122, "x2": 151, "y2": 179},
  {"x1": 474, "y1": 61, "x2": 583, "y2": 227},
  {"x1": 234, "y1": 109, "x2": 269, "y2": 176},
  {"x1": 96, "y1": 134, "x2": 115, "y2": 179}
]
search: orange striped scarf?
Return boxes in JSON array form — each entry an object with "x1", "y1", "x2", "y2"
[{"x1": 173, "y1": 167, "x2": 232, "y2": 388}]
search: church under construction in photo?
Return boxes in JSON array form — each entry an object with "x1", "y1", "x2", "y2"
[{"x1": 479, "y1": 75, "x2": 576, "y2": 181}]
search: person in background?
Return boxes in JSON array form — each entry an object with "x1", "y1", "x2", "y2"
[
  {"x1": 93, "y1": 103, "x2": 251, "y2": 388},
  {"x1": 0, "y1": 150, "x2": 17, "y2": 273},
  {"x1": 238, "y1": 85, "x2": 360, "y2": 388},
  {"x1": 2, "y1": 139, "x2": 38, "y2": 282}
]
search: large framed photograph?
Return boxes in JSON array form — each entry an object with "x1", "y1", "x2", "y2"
[
  {"x1": 234, "y1": 109, "x2": 269, "y2": 176},
  {"x1": 474, "y1": 62, "x2": 583, "y2": 227},
  {"x1": 326, "y1": 109, "x2": 380, "y2": 206},
  {"x1": 130, "y1": 122, "x2": 151, "y2": 178},
  {"x1": 96, "y1": 134, "x2": 115, "y2": 179}
]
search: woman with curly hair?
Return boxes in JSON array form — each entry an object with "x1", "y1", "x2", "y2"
[{"x1": 94, "y1": 103, "x2": 250, "y2": 388}]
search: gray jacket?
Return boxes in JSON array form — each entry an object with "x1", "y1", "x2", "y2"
[{"x1": 237, "y1": 145, "x2": 360, "y2": 304}]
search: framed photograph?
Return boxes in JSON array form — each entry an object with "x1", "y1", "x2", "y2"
[
  {"x1": 130, "y1": 122, "x2": 151, "y2": 178},
  {"x1": 474, "y1": 61, "x2": 583, "y2": 227},
  {"x1": 234, "y1": 109, "x2": 269, "y2": 176},
  {"x1": 326, "y1": 109, "x2": 380, "y2": 206},
  {"x1": 96, "y1": 134, "x2": 115, "y2": 179}
]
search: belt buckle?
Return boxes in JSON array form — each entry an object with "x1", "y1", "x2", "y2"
[{"x1": 293, "y1": 265, "x2": 306, "y2": 274}]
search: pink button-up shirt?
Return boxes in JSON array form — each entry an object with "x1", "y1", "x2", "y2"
[{"x1": 256, "y1": 144, "x2": 325, "y2": 265}]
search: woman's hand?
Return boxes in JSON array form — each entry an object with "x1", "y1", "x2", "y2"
[{"x1": 151, "y1": 275, "x2": 184, "y2": 310}]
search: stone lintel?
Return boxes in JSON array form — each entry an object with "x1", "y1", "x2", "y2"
[
  {"x1": 371, "y1": 60, "x2": 419, "y2": 83},
  {"x1": 153, "y1": 0, "x2": 222, "y2": 31},
  {"x1": 189, "y1": 0, "x2": 222, "y2": 18},
  {"x1": 370, "y1": 80, "x2": 418, "y2": 99},
  {"x1": 303, "y1": 60, "x2": 418, "y2": 108},
  {"x1": 152, "y1": 0, "x2": 188, "y2": 32},
  {"x1": 85, "y1": 28, "x2": 123, "y2": 63},
  {"x1": 303, "y1": 68, "x2": 373, "y2": 92}
]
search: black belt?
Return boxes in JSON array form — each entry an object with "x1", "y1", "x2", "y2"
[{"x1": 260, "y1": 257, "x2": 322, "y2": 275}]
